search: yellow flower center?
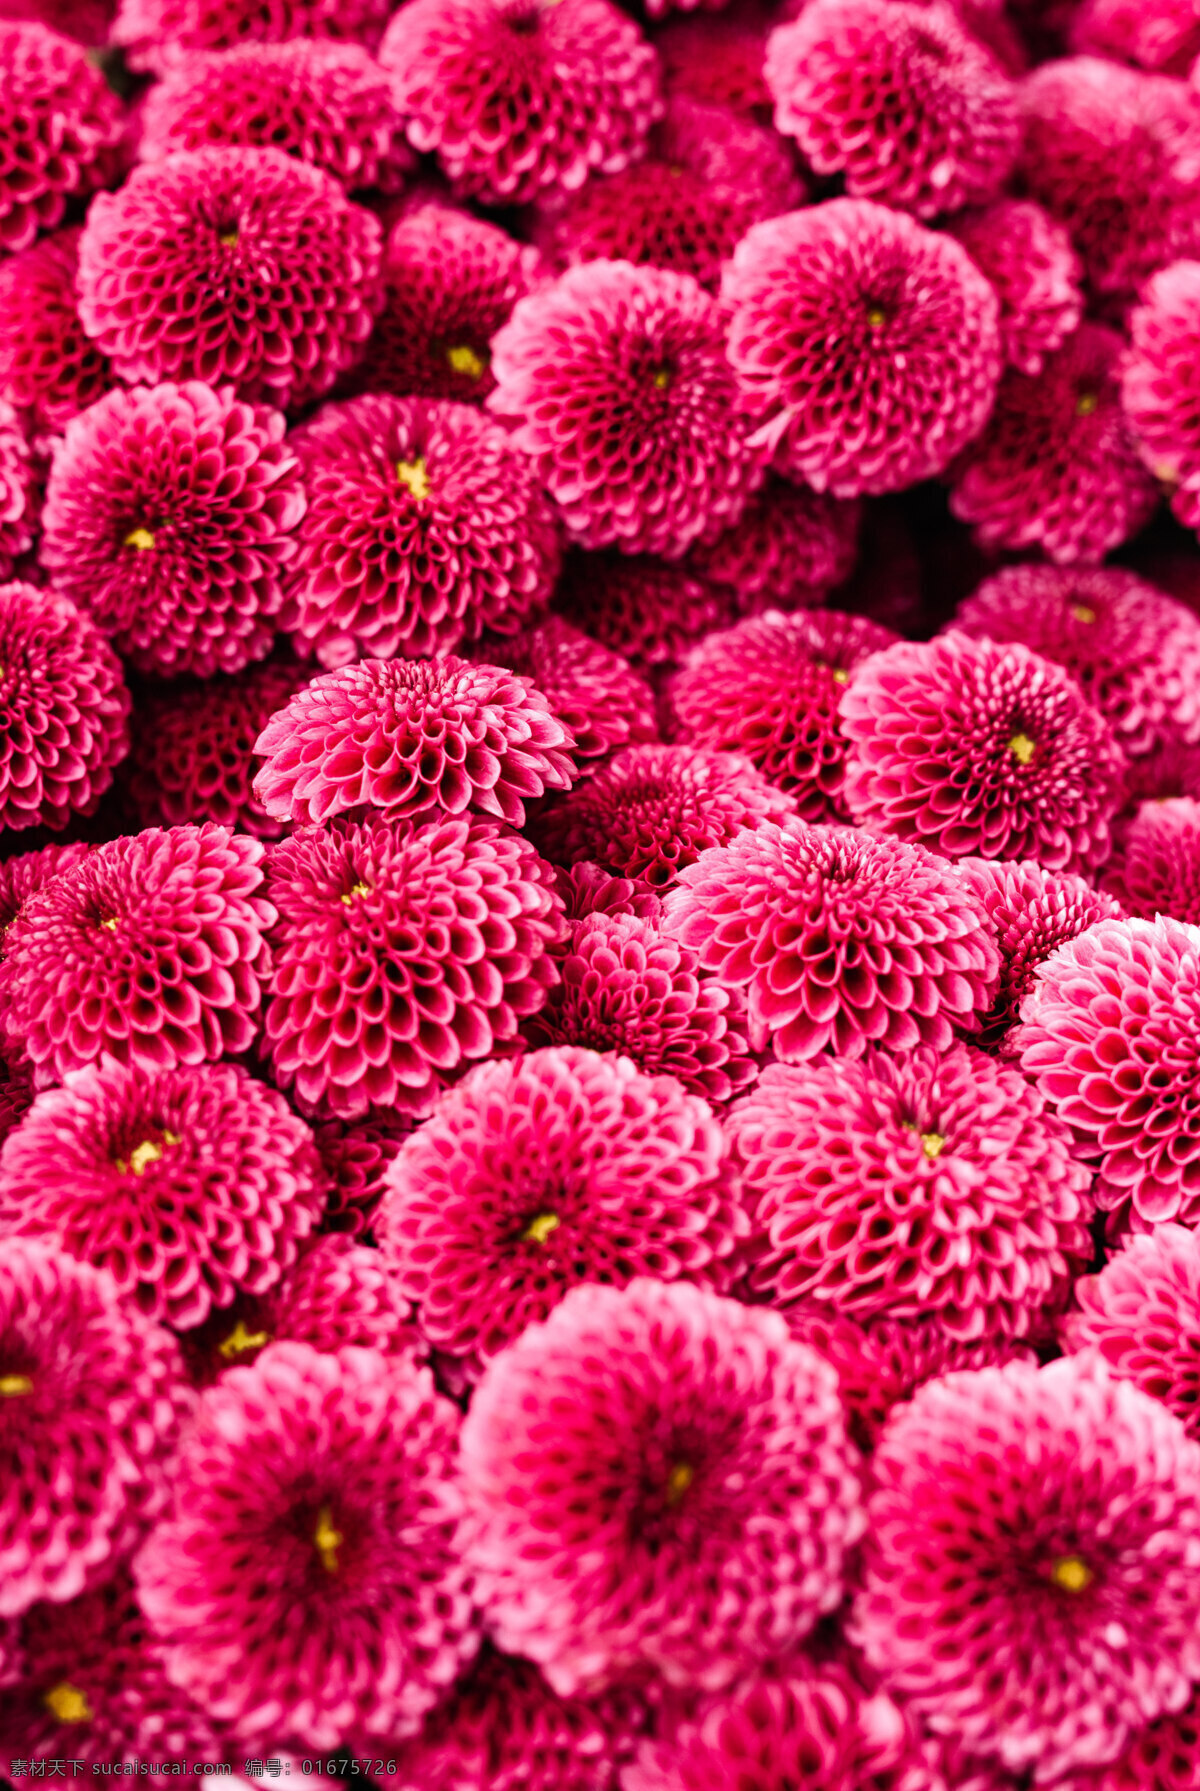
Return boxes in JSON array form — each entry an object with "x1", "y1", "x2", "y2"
[
  {"x1": 1008, "y1": 732, "x2": 1036, "y2": 766},
  {"x1": 1071, "y1": 604, "x2": 1097, "y2": 624},
  {"x1": 219, "y1": 230, "x2": 238, "y2": 248},
  {"x1": 665, "y1": 1462, "x2": 694, "y2": 1505},
  {"x1": 99, "y1": 915, "x2": 119, "y2": 930},
  {"x1": 831, "y1": 667, "x2": 849, "y2": 685},
  {"x1": 866, "y1": 307, "x2": 887, "y2": 328},
  {"x1": 1051, "y1": 1555, "x2": 1094, "y2": 1594},
  {"x1": 918, "y1": 1131, "x2": 945, "y2": 1159},
  {"x1": 0, "y1": 1373, "x2": 32, "y2": 1396},
  {"x1": 396, "y1": 457, "x2": 430, "y2": 502},
  {"x1": 446, "y1": 344, "x2": 487, "y2": 380},
  {"x1": 522, "y1": 1211, "x2": 560, "y2": 1244},
  {"x1": 650, "y1": 366, "x2": 671, "y2": 390},
  {"x1": 124, "y1": 526, "x2": 156, "y2": 551},
  {"x1": 1076, "y1": 391, "x2": 1099, "y2": 417},
  {"x1": 340, "y1": 880, "x2": 371, "y2": 905},
  {"x1": 44, "y1": 1681, "x2": 93, "y2": 1724},
  {"x1": 115, "y1": 1130, "x2": 181, "y2": 1177},
  {"x1": 218, "y1": 1320, "x2": 272, "y2": 1360},
  {"x1": 314, "y1": 1505, "x2": 343, "y2": 1572}
]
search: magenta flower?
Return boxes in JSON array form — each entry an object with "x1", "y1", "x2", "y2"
[
  {"x1": 313, "y1": 1112, "x2": 411, "y2": 1238},
  {"x1": 840, "y1": 632, "x2": 1126, "y2": 872},
  {"x1": 556, "y1": 550, "x2": 731, "y2": 674},
  {"x1": 536, "y1": 743, "x2": 794, "y2": 890},
  {"x1": 254, "y1": 655, "x2": 574, "y2": 830},
  {"x1": 766, "y1": 0, "x2": 1018, "y2": 219},
  {"x1": 655, "y1": 13, "x2": 771, "y2": 118},
  {"x1": 1123, "y1": 259, "x2": 1200, "y2": 530},
  {"x1": 552, "y1": 861, "x2": 663, "y2": 925},
  {"x1": 262, "y1": 814, "x2": 563, "y2": 1119},
  {"x1": 949, "y1": 323, "x2": 1160, "y2": 563},
  {"x1": 0, "y1": 840, "x2": 91, "y2": 934},
  {"x1": 379, "y1": 0, "x2": 660, "y2": 206},
  {"x1": 0, "y1": 1058, "x2": 325, "y2": 1330},
  {"x1": 354, "y1": 202, "x2": 544, "y2": 405},
  {"x1": 376, "y1": 1045, "x2": 743, "y2": 1377},
  {"x1": 533, "y1": 94, "x2": 804, "y2": 294},
  {"x1": 134, "y1": 1342, "x2": 477, "y2": 1748},
  {"x1": 686, "y1": 476, "x2": 861, "y2": 617},
  {"x1": 0, "y1": 228, "x2": 113, "y2": 432},
  {"x1": 956, "y1": 855, "x2": 1125, "y2": 1049},
  {"x1": 1020, "y1": 915, "x2": 1200, "y2": 1235},
  {"x1": 954, "y1": 564, "x2": 1200, "y2": 759},
  {"x1": 1103, "y1": 797, "x2": 1200, "y2": 923},
  {"x1": 138, "y1": 40, "x2": 410, "y2": 189},
  {"x1": 662, "y1": 818, "x2": 999, "y2": 1060},
  {"x1": 461, "y1": 1278, "x2": 864, "y2": 1694},
  {"x1": 1071, "y1": 0, "x2": 1200, "y2": 74},
  {"x1": 0, "y1": 1239, "x2": 188, "y2": 1618},
  {"x1": 0, "y1": 1067, "x2": 32, "y2": 1150},
  {"x1": 113, "y1": 0, "x2": 392, "y2": 73},
  {"x1": 41, "y1": 380, "x2": 305, "y2": 679},
  {"x1": 1064, "y1": 1224, "x2": 1200, "y2": 1440},
  {"x1": 0, "y1": 824, "x2": 272, "y2": 1089},
  {"x1": 0, "y1": 400, "x2": 32, "y2": 577},
  {"x1": 280, "y1": 394, "x2": 561, "y2": 667},
  {"x1": 731, "y1": 1044, "x2": 1093, "y2": 1338},
  {"x1": 0, "y1": 22, "x2": 123, "y2": 254},
  {"x1": 0, "y1": 0, "x2": 116, "y2": 49},
  {"x1": 77, "y1": 147, "x2": 383, "y2": 409},
  {"x1": 524, "y1": 910, "x2": 755, "y2": 1102},
  {"x1": 950, "y1": 198, "x2": 1083, "y2": 377},
  {"x1": 0, "y1": 579, "x2": 130, "y2": 834},
  {"x1": 850, "y1": 1356, "x2": 1200, "y2": 1781},
  {"x1": 489, "y1": 260, "x2": 762, "y2": 558},
  {"x1": 670, "y1": 609, "x2": 900, "y2": 822},
  {"x1": 722, "y1": 199, "x2": 1001, "y2": 496},
  {"x1": 1060, "y1": 1693, "x2": 1200, "y2": 1790}
]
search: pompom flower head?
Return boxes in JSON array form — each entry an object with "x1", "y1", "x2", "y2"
[
  {"x1": 1103, "y1": 797, "x2": 1200, "y2": 923},
  {"x1": 0, "y1": 1238, "x2": 188, "y2": 1617},
  {"x1": 0, "y1": 399, "x2": 32, "y2": 576},
  {"x1": 41, "y1": 380, "x2": 305, "y2": 679},
  {"x1": 536, "y1": 743, "x2": 794, "y2": 890},
  {"x1": 1019, "y1": 914, "x2": 1200, "y2": 1235},
  {"x1": 765, "y1": 0, "x2": 1019, "y2": 219},
  {"x1": 670, "y1": 609, "x2": 899, "y2": 821},
  {"x1": 375, "y1": 1045, "x2": 743, "y2": 1378},
  {"x1": 950, "y1": 197, "x2": 1083, "y2": 377},
  {"x1": 134, "y1": 1343, "x2": 476, "y2": 1748},
  {"x1": 722, "y1": 199, "x2": 1002, "y2": 496},
  {"x1": 1123, "y1": 259, "x2": 1200, "y2": 530},
  {"x1": 137, "y1": 40, "x2": 410, "y2": 190},
  {"x1": 379, "y1": 0, "x2": 661, "y2": 206},
  {"x1": 662, "y1": 818, "x2": 1000, "y2": 1061},
  {"x1": 77, "y1": 147, "x2": 383, "y2": 409},
  {"x1": 1071, "y1": 0, "x2": 1200, "y2": 71},
  {"x1": 0, "y1": 1058, "x2": 325, "y2": 1329},
  {"x1": 461, "y1": 1278, "x2": 864, "y2": 1695},
  {"x1": 685, "y1": 476, "x2": 861, "y2": 616},
  {"x1": 555, "y1": 550, "x2": 730, "y2": 674},
  {"x1": 281, "y1": 394, "x2": 561, "y2": 667},
  {"x1": 470, "y1": 615, "x2": 657, "y2": 773},
  {"x1": 262, "y1": 813, "x2": 563, "y2": 1119},
  {"x1": 253, "y1": 655, "x2": 574, "y2": 830},
  {"x1": 730, "y1": 1044, "x2": 1093, "y2": 1338},
  {"x1": 313, "y1": 1111, "x2": 412, "y2": 1239},
  {"x1": 839, "y1": 631, "x2": 1126, "y2": 872},
  {"x1": 355, "y1": 203, "x2": 543, "y2": 404},
  {"x1": 948, "y1": 322, "x2": 1160, "y2": 563},
  {"x1": 655, "y1": 12, "x2": 771, "y2": 119},
  {"x1": 0, "y1": 22, "x2": 123, "y2": 254},
  {"x1": 0, "y1": 579, "x2": 130, "y2": 834},
  {"x1": 1064, "y1": 1223, "x2": 1200, "y2": 1440},
  {"x1": 850, "y1": 1356, "x2": 1200, "y2": 1782},
  {"x1": 113, "y1": 0, "x2": 392, "y2": 71},
  {"x1": 0, "y1": 824, "x2": 272, "y2": 1089},
  {"x1": 0, "y1": 227, "x2": 113, "y2": 431},
  {"x1": 489, "y1": 259, "x2": 761, "y2": 558}
]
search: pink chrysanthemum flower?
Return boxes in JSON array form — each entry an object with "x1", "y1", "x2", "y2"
[
  {"x1": 840, "y1": 632, "x2": 1126, "y2": 872},
  {"x1": 553, "y1": 860, "x2": 663, "y2": 924},
  {"x1": 1064, "y1": 1224, "x2": 1200, "y2": 1439},
  {"x1": 1103, "y1": 797, "x2": 1200, "y2": 922},
  {"x1": 850, "y1": 1356, "x2": 1200, "y2": 1782},
  {"x1": 955, "y1": 565, "x2": 1200, "y2": 759},
  {"x1": 949, "y1": 323, "x2": 1161, "y2": 563},
  {"x1": 670, "y1": 609, "x2": 900, "y2": 821},
  {"x1": 957, "y1": 855, "x2": 1124, "y2": 1049},
  {"x1": 536, "y1": 743, "x2": 794, "y2": 890},
  {"x1": 1019, "y1": 58, "x2": 1200, "y2": 297},
  {"x1": 766, "y1": 0, "x2": 1018, "y2": 219},
  {"x1": 113, "y1": 0, "x2": 392, "y2": 73},
  {"x1": 262, "y1": 814, "x2": 563, "y2": 1119},
  {"x1": 461, "y1": 1278, "x2": 864, "y2": 1695},
  {"x1": 376, "y1": 1045, "x2": 743, "y2": 1377},
  {"x1": 379, "y1": 0, "x2": 660, "y2": 207},
  {"x1": 489, "y1": 260, "x2": 761, "y2": 558},
  {"x1": 1123, "y1": 735, "x2": 1200, "y2": 805},
  {"x1": 1020, "y1": 915, "x2": 1200, "y2": 1235},
  {"x1": 555, "y1": 550, "x2": 731, "y2": 673},
  {"x1": 134, "y1": 1342, "x2": 477, "y2": 1749},
  {"x1": 253, "y1": 656, "x2": 574, "y2": 830},
  {"x1": 0, "y1": 23, "x2": 123, "y2": 255},
  {"x1": 0, "y1": 400, "x2": 32, "y2": 576},
  {"x1": 661, "y1": 818, "x2": 1000, "y2": 1061},
  {"x1": 0, "y1": 1058, "x2": 325, "y2": 1330},
  {"x1": 686, "y1": 477, "x2": 861, "y2": 616},
  {"x1": 1123, "y1": 260, "x2": 1200, "y2": 529},
  {"x1": 0, "y1": 580, "x2": 129, "y2": 835},
  {"x1": 280, "y1": 394, "x2": 561, "y2": 668},
  {"x1": 138, "y1": 40, "x2": 410, "y2": 189},
  {"x1": 730, "y1": 1044, "x2": 1093, "y2": 1338},
  {"x1": 313, "y1": 1112, "x2": 411, "y2": 1238},
  {"x1": 0, "y1": 824, "x2": 272, "y2": 1089},
  {"x1": 524, "y1": 911, "x2": 755, "y2": 1101},
  {"x1": 0, "y1": 1238, "x2": 188, "y2": 1618},
  {"x1": 77, "y1": 148, "x2": 383, "y2": 409},
  {"x1": 122, "y1": 657, "x2": 311, "y2": 839},
  {"x1": 469, "y1": 616, "x2": 657, "y2": 775},
  {"x1": 0, "y1": 0, "x2": 116, "y2": 49},
  {"x1": 655, "y1": 14, "x2": 771, "y2": 118},
  {"x1": 722, "y1": 200, "x2": 1002, "y2": 496},
  {"x1": 950, "y1": 198, "x2": 1083, "y2": 377},
  {"x1": 0, "y1": 840, "x2": 91, "y2": 934},
  {"x1": 0, "y1": 1066, "x2": 32, "y2": 1149},
  {"x1": 1062, "y1": 1694, "x2": 1200, "y2": 1791},
  {"x1": 354, "y1": 204, "x2": 543, "y2": 404},
  {"x1": 532, "y1": 96, "x2": 804, "y2": 295},
  {"x1": 1071, "y1": 0, "x2": 1200, "y2": 72},
  {"x1": 0, "y1": 228, "x2": 112, "y2": 433},
  {"x1": 41, "y1": 381, "x2": 305, "y2": 680}
]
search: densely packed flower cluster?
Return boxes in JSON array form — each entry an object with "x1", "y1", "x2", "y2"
[{"x1": 8, "y1": 3, "x2": 1200, "y2": 1782}]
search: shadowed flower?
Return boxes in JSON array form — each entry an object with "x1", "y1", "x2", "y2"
[
  {"x1": 1102, "y1": 798, "x2": 1200, "y2": 923},
  {"x1": 312, "y1": 1112, "x2": 411, "y2": 1238},
  {"x1": 0, "y1": 401, "x2": 32, "y2": 577},
  {"x1": 0, "y1": 22, "x2": 123, "y2": 255},
  {"x1": 1071, "y1": 0, "x2": 1200, "y2": 75},
  {"x1": 0, "y1": 228, "x2": 113, "y2": 432},
  {"x1": 950, "y1": 198, "x2": 1083, "y2": 377},
  {"x1": 555, "y1": 550, "x2": 731, "y2": 674},
  {"x1": 686, "y1": 477, "x2": 861, "y2": 617},
  {"x1": 654, "y1": 13, "x2": 771, "y2": 118},
  {"x1": 1123, "y1": 259, "x2": 1200, "y2": 530},
  {"x1": 113, "y1": 0, "x2": 393, "y2": 73},
  {"x1": 1064, "y1": 1224, "x2": 1200, "y2": 1439}
]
